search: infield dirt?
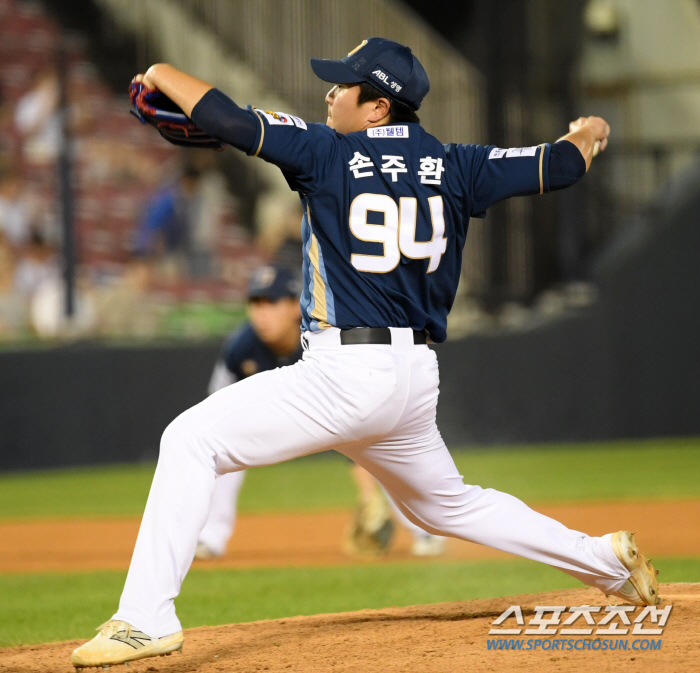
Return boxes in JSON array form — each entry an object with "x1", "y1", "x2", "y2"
[
  {"x1": 0, "y1": 583, "x2": 696, "y2": 673},
  {"x1": 1, "y1": 500, "x2": 699, "y2": 573}
]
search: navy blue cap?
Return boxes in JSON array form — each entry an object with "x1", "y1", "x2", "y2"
[
  {"x1": 247, "y1": 265, "x2": 301, "y2": 301},
  {"x1": 310, "y1": 37, "x2": 430, "y2": 111}
]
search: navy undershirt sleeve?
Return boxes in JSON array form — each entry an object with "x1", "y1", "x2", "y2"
[
  {"x1": 549, "y1": 140, "x2": 586, "y2": 191},
  {"x1": 190, "y1": 88, "x2": 258, "y2": 153}
]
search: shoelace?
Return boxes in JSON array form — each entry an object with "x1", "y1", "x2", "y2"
[{"x1": 97, "y1": 620, "x2": 135, "y2": 639}]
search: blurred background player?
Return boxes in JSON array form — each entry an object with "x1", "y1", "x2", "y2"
[
  {"x1": 195, "y1": 264, "x2": 303, "y2": 559},
  {"x1": 348, "y1": 463, "x2": 446, "y2": 558},
  {"x1": 196, "y1": 263, "x2": 445, "y2": 559}
]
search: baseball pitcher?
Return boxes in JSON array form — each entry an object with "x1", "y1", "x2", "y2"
[{"x1": 73, "y1": 37, "x2": 658, "y2": 668}]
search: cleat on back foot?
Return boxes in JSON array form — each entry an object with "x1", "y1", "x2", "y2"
[{"x1": 606, "y1": 531, "x2": 661, "y2": 606}]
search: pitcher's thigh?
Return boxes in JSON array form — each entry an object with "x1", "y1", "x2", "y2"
[{"x1": 165, "y1": 360, "x2": 345, "y2": 473}]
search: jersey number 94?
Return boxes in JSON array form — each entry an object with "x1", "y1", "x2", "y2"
[{"x1": 349, "y1": 194, "x2": 447, "y2": 274}]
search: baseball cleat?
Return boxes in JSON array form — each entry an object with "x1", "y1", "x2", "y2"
[
  {"x1": 606, "y1": 531, "x2": 661, "y2": 605},
  {"x1": 411, "y1": 534, "x2": 447, "y2": 557},
  {"x1": 71, "y1": 620, "x2": 183, "y2": 668}
]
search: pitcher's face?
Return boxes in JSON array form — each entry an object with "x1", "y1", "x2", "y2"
[{"x1": 325, "y1": 84, "x2": 370, "y2": 134}]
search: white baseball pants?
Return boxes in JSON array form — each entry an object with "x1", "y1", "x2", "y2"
[
  {"x1": 381, "y1": 483, "x2": 443, "y2": 541},
  {"x1": 114, "y1": 327, "x2": 630, "y2": 637},
  {"x1": 197, "y1": 461, "x2": 433, "y2": 555}
]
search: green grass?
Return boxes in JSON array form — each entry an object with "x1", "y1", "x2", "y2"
[
  {"x1": 1, "y1": 556, "x2": 697, "y2": 647},
  {"x1": 452, "y1": 437, "x2": 700, "y2": 502},
  {"x1": 0, "y1": 457, "x2": 357, "y2": 520},
  {"x1": 0, "y1": 437, "x2": 698, "y2": 520}
]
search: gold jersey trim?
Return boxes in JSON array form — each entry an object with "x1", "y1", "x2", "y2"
[
  {"x1": 252, "y1": 109, "x2": 265, "y2": 157},
  {"x1": 307, "y1": 205, "x2": 331, "y2": 329}
]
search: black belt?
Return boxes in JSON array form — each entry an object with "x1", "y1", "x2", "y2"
[{"x1": 339, "y1": 327, "x2": 427, "y2": 345}]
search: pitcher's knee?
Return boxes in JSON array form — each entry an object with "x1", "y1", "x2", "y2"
[{"x1": 160, "y1": 409, "x2": 203, "y2": 460}]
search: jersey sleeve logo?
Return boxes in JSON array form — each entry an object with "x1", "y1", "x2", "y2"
[
  {"x1": 366, "y1": 126, "x2": 409, "y2": 138},
  {"x1": 256, "y1": 109, "x2": 307, "y2": 129},
  {"x1": 489, "y1": 146, "x2": 538, "y2": 159}
]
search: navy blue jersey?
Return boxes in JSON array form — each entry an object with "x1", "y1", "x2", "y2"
[
  {"x1": 247, "y1": 110, "x2": 553, "y2": 342},
  {"x1": 208, "y1": 322, "x2": 304, "y2": 394}
]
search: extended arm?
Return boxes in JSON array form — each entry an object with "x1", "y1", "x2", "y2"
[
  {"x1": 469, "y1": 115, "x2": 611, "y2": 215},
  {"x1": 136, "y1": 64, "x2": 213, "y2": 117},
  {"x1": 558, "y1": 116, "x2": 610, "y2": 171},
  {"x1": 134, "y1": 64, "x2": 259, "y2": 153}
]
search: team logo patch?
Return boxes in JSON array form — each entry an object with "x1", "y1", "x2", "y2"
[
  {"x1": 347, "y1": 40, "x2": 367, "y2": 56},
  {"x1": 489, "y1": 146, "x2": 538, "y2": 159},
  {"x1": 251, "y1": 266, "x2": 276, "y2": 289},
  {"x1": 367, "y1": 126, "x2": 409, "y2": 138},
  {"x1": 257, "y1": 110, "x2": 307, "y2": 129}
]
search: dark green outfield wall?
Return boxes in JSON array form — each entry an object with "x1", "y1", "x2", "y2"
[{"x1": 0, "y1": 342, "x2": 219, "y2": 471}]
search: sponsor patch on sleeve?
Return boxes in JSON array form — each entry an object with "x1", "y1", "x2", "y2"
[
  {"x1": 288, "y1": 114, "x2": 307, "y2": 130},
  {"x1": 505, "y1": 146, "x2": 538, "y2": 157},
  {"x1": 256, "y1": 109, "x2": 307, "y2": 129},
  {"x1": 489, "y1": 146, "x2": 539, "y2": 159}
]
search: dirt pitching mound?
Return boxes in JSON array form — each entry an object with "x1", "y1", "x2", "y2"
[{"x1": 2, "y1": 583, "x2": 697, "y2": 673}]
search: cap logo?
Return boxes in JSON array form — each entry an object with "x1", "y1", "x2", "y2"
[
  {"x1": 347, "y1": 40, "x2": 367, "y2": 56},
  {"x1": 254, "y1": 266, "x2": 276, "y2": 288}
]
